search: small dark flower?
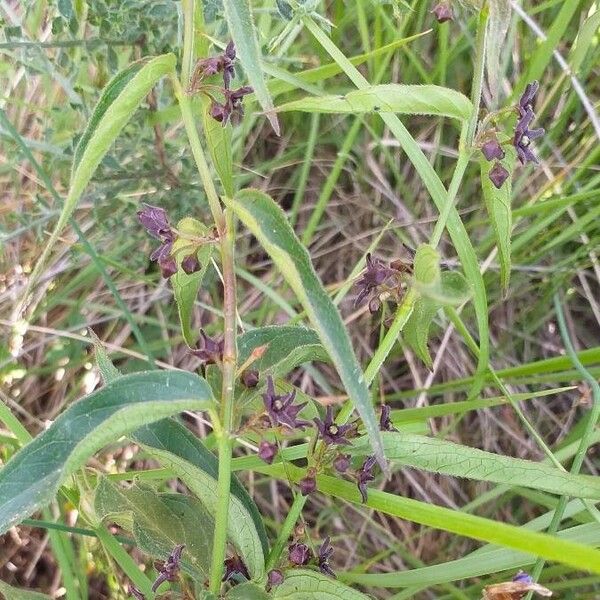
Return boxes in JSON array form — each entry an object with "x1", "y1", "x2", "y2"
[
  {"x1": 223, "y1": 40, "x2": 236, "y2": 89},
  {"x1": 354, "y1": 253, "x2": 395, "y2": 308},
  {"x1": 333, "y1": 453, "x2": 351, "y2": 473},
  {"x1": 317, "y1": 536, "x2": 336, "y2": 578},
  {"x1": 152, "y1": 544, "x2": 184, "y2": 592},
  {"x1": 488, "y1": 161, "x2": 510, "y2": 189},
  {"x1": 299, "y1": 474, "x2": 317, "y2": 496},
  {"x1": 518, "y1": 81, "x2": 539, "y2": 116},
  {"x1": 356, "y1": 456, "x2": 377, "y2": 503},
  {"x1": 481, "y1": 138, "x2": 505, "y2": 161},
  {"x1": 191, "y1": 329, "x2": 224, "y2": 364},
  {"x1": 137, "y1": 204, "x2": 171, "y2": 239},
  {"x1": 258, "y1": 440, "x2": 277, "y2": 464},
  {"x1": 263, "y1": 376, "x2": 309, "y2": 430},
  {"x1": 210, "y1": 85, "x2": 254, "y2": 126},
  {"x1": 513, "y1": 571, "x2": 533, "y2": 584},
  {"x1": 128, "y1": 584, "x2": 146, "y2": 600},
  {"x1": 241, "y1": 369, "x2": 259, "y2": 388},
  {"x1": 223, "y1": 554, "x2": 250, "y2": 582},
  {"x1": 159, "y1": 256, "x2": 178, "y2": 279},
  {"x1": 181, "y1": 253, "x2": 200, "y2": 275},
  {"x1": 288, "y1": 542, "x2": 311, "y2": 566},
  {"x1": 314, "y1": 406, "x2": 353, "y2": 446},
  {"x1": 189, "y1": 41, "x2": 236, "y2": 90},
  {"x1": 514, "y1": 81, "x2": 545, "y2": 165},
  {"x1": 431, "y1": 2, "x2": 453, "y2": 22},
  {"x1": 379, "y1": 404, "x2": 398, "y2": 432},
  {"x1": 267, "y1": 569, "x2": 284, "y2": 590}
]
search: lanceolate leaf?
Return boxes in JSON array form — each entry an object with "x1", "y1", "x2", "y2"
[
  {"x1": 486, "y1": 0, "x2": 511, "y2": 100},
  {"x1": 223, "y1": 0, "x2": 280, "y2": 134},
  {"x1": 202, "y1": 98, "x2": 234, "y2": 197},
  {"x1": 237, "y1": 326, "x2": 328, "y2": 378},
  {"x1": 132, "y1": 419, "x2": 269, "y2": 575},
  {"x1": 355, "y1": 432, "x2": 600, "y2": 499},
  {"x1": 277, "y1": 84, "x2": 472, "y2": 121},
  {"x1": 481, "y1": 153, "x2": 514, "y2": 292},
  {"x1": 0, "y1": 370, "x2": 214, "y2": 535},
  {"x1": 403, "y1": 296, "x2": 439, "y2": 369},
  {"x1": 227, "y1": 189, "x2": 386, "y2": 469},
  {"x1": 171, "y1": 217, "x2": 214, "y2": 346},
  {"x1": 95, "y1": 478, "x2": 213, "y2": 578},
  {"x1": 23, "y1": 54, "x2": 176, "y2": 307},
  {"x1": 273, "y1": 570, "x2": 372, "y2": 599}
]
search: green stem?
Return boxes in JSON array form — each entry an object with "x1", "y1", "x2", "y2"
[
  {"x1": 181, "y1": 0, "x2": 196, "y2": 87},
  {"x1": 265, "y1": 493, "x2": 307, "y2": 571},
  {"x1": 527, "y1": 294, "x2": 600, "y2": 589}
]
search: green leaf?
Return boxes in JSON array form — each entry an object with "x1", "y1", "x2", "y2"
[
  {"x1": 227, "y1": 189, "x2": 386, "y2": 469},
  {"x1": 277, "y1": 85, "x2": 472, "y2": 121},
  {"x1": 413, "y1": 244, "x2": 441, "y2": 285},
  {"x1": 226, "y1": 582, "x2": 270, "y2": 599},
  {"x1": 0, "y1": 580, "x2": 51, "y2": 599},
  {"x1": 273, "y1": 570, "x2": 372, "y2": 599},
  {"x1": 0, "y1": 370, "x2": 214, "y2": 535},
  {"x1": 88, "y1": 329, "x2": 121, "y2": 384},
  {"x1": 238, "y1": 326, "x2": 328, "y2": 378},
  {"x1": 355, "y1": 431, "x2": 600, "y2": 499},
  {"x1": 171, "y1": 217, "x2": 214, "y2": 346},
  {"x1": 132, "y1": 419, "x2": 268, "y2": 577},
  {"x1": 569, "y1": 8, "x2": 600, "y2": 74},
  {"x1": 223, "y1": 0, "x2": 280, "y2": 134},
  {"x1": 95, "y1": 478, "x2": 213, "y2": 578},
  {"x1": 480, "y1": 153, "x2": 514, "y2": 292},
  {"x1": 202, "y1": 99, "x2": 234, "y2": 197},
  {"x1": 485, "y1": 0, "x2": 511, "y2": 99},
  {"x1": 24, "y1": 54, "x2": 176, "y2": 308},
  {"x1": 57, "y1": 0, "x2": 74, "y2": 20},
  {"x1": 403, "y1": 296, "x2": 438, "y2": 369}
]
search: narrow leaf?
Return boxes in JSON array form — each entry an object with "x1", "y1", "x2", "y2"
[
  {"x1": 277, "y1": 84, "x2": 473, "y2": 121},
  {"x1": 202, "y1": 99, "x2": 235, "y2": 197},
  {"x1": 403, "y1": 297, "x2": 438, "y2": 369},
  {"x1": 273, "y1": 569, "x2": 372, "y2": 599},
  {"x1": 223, "y1": 0, "x2": 280, "y2": 134},
  {"x1": 227, "y1": 189, "x2": 386, "y2": 469},
  {"x1": 486, "y1": 0, "x2": 511, "y2": 99},
  {"x1": 0, "y1": 580, "x2": 51, "y2": 599},
  {"x1": 0, "y1": 370, "x2": 214, "y2": 534}
]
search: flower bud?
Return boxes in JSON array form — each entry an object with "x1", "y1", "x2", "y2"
[
  {"x1": 299, "y1": 475, "x2": 316, "y2": 496},
  {"x1": 333, "y1": 454, "x2": 351, "y2": 473},
  {"x1": 488, "y1": 162, "x2": 510, "y2": 189},
  {"x1": 288, "y1": 542, "x2": 311, "y2": 565},
  {"x1": 181, "y1": 253, "x2": 200, "y2": 275},
  {"x1": 258, "y1": 440, "x2": 277, "y2": 465},
  {"x1": 242, "y1": 369, "x2": 259, "y2": 388},
  {"x1": 267, "y1": 569, "x2": 284, "y2": 590}
]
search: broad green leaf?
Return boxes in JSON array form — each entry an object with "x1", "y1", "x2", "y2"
[
  {"x1": 202, "y1": 99, "x2": 234, "y2": 197},
  {"x1": 354, "y1": 432, "x2": 600, "y2": 499},
  {"x1": 95, "y1": 478, "x2": 213, "y2": 578},
  {"x1": 227, "y1": 189, "x2": 385, "y2": 469},
  {"x1": 277, "y1": 85, "x2": 472, "y2": 121},
  {"x1": 132, "y1": 419, "x2": 268, "y2": 576},
  {"x1": 0, "y1": 580, "x2": 51, "y2": 599},
  {"x1": 0, "y1": 370, "x2": 214, "y2": 535},
  {"x1": 261, "y1": 463, "x2": 600, "y2": 576},
  {"x1": 171, "y1": 217, "x2": 214, "y2": 346},
  {"x1": 403, "y1": 296, "x2": 438, "y2": 368},
  {"x1": 226, "y1": 582, "x2": 270, "y2": 599},
  {"x1": 486, "y1": 1, "x2": 511, "y2": 99},
  {"x1": 418, "y1": 271, "x2": 471, "y2": 306},
  {"x1": 481, "y1": 153, "x2": 514, "y2": 292},
  {"x1": 23, "y1": 54, "x2": 176, "y2": 310},
  {"x1": 413, "y1": 244, "x2": 440, "y2": 285},
  {"x1": 237, "y1": 326, "x2": 328, "y2": 378},
  {"x1": 223, "y1": 0, "x2": 280, "y2": 134},
  {"x1": 273, "y1": 570, "x2": 372, "y2": 599}
]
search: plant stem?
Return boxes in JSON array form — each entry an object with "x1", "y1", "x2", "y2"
[
  {"x1": 181, "y1": 0, "x2": 196, "y2": 87},
  {"x1": 265, "y1": 493, "x2": 307, "y2": 571}
]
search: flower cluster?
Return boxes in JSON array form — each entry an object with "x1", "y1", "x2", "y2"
[
  {"x1": 286, "y1": 536, "x2": 336, "y2": 578},
  {"x1": 189, "y1": 41, "x2": 253, "y2": 126},
  {"x1": 152, "y1": 544, "x2": 184, "y2": 592},
  {"x1": 191, "y1": 329, "x2": 224, "y2": 365},
  {"x1": 514, "y1": 81, "x2": 545, "y2": 165},
  {"x1": 137, "y1": 204, "x2": 203, "y2": 278}
]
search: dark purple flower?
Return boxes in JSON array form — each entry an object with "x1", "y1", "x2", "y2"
[
  {"x1": 314, "y1": 406, "x2": 352, "y2": 446},
  {"x1": 333, "y1": 454, "x2": 350, "y2": 473},
  {"x1": 159, "y1": 256, "x2": 177, "y2": 279},
  {"x1": 354, "y1": 253, "x2": 395, "y2": 308},
  {"x1": 210, "y1": 85, "x2": 253, "y2": 126},
  {"x1": 223, "y1": 40, "x2": 236, "y2": 89},
  {"x1": 488, "y1": 161, "x2": 510, "y2": 189},
  {"x1": 189, "y1": 41, "x2": 236, "y2": 90},
  {"x1": 267, "y1": 569, "x2": 284, "y2": 590},
  {"x1": 181, "y1": 253, "x2": 200, "y2": 275},
  {"x1": 356, "y1": 456, "x2": 377, "y2": 503},
  {"x1": 288, "y1": 542, "x2": 312, "y2": 566},
  {"x1": 258, "y1": 440, "x2": 277, "y2": 464},
  {"x1": 513, "y1": 570, "x2": 534, "y2": 584},
  {"x1": 137, "y1": 204, "x2": 171, "y2": 239},
  {"x1": 242, "y1": 369, "x2": 259, "y2": 388},
  {"x1": 317, "y1": 537, "x2": 336, "y2": 578},
  {"x1": 128, "y1": 584, "x2": 145, "y2": 600},
  {"x1": 514, "y1": 81, "x2": 544, "y2": 165},
  {"x1": 223, "y1": 554, "x2": 250, "y2": 582},
  {"x1": 299, "y1": 474, "x2": 317, "y2": 496},
  {"x1": 379, "y1": 404, "x2": 398, "y2": 432},
  {"x1": 152, "y1": 544, "x2": 184, "y2": 592},
  {"x1": 191, "y1": 329, "x2": 224, "y2": 364},
  {"x1": 481, "y1": 138, "x2": 505, "y2": 161},
  {"x1": 431, "y1": 2, "x2": 453, "y2": 22},
  {"x1": 263, "y1": 376, "x2": 309, "y2": 430}
]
